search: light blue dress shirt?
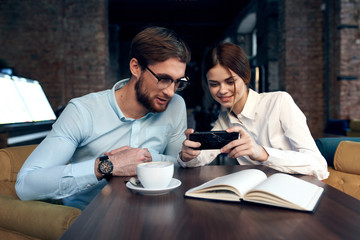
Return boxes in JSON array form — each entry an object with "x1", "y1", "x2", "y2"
[{"x1": 16, "y1": 79, "x2": 187, "y2": 209}]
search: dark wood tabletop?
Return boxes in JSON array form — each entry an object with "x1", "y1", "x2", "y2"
[{"x1": 60, "y1": 165, "x2": 360, "y2": 240}]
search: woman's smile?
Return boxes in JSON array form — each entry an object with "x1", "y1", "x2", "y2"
[{"x1": 218, "y1": 95, "x2": 233, "y2": 103}]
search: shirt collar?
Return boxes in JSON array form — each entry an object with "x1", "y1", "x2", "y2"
[
  {"x1": 113, "y1": 78, "x2": 129, "y2": 91},
  {"x1": 111, "y1": 78, "x2": 155, "y2": 121},
  {"x1": 110, "y1": 79, "x2": 129, "y2": 121},
  {"x1": 235, "y1": 88, "x2": 259, "y2": 120}
]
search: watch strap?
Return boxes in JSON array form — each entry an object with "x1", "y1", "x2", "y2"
[
  {"x1": 98, "y1": 155, "x2": 113, "y2": 181},
  {"x1": 99, "y1": 155, "x2": 109, "y2": 161}
]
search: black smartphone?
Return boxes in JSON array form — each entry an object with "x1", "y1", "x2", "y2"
[{"x1": 189, "y1": 131, "x2": 239, "y2": 150}]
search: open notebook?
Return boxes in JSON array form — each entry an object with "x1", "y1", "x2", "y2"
[{"x1": 185, "y1": 169, "x2": 324, "y2": 212}]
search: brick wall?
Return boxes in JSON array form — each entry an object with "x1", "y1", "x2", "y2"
[
  {"x1": 277, "y1": 0, "x2": 360, "y2": 137},
  {"x1": 278, "y1": 0, "x2": 326, "y2": 138},
  {"x1": 330, "y1": 0, "x2": 360, "y2": 119},
  {"x1": 327, "y1": 0, "x2": 341, "y2": 120},
  {"x1": 1, "y1": 0, "x2": 359, "y2": 137},
  {"x1": 0, "y1": 0, "x2": 111, "y2": 111},
  {"x1": 257, "y1": 0, "x2": 279, "y2": 91}
]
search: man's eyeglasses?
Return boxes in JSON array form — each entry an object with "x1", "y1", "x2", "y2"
[{"x1": 146, "y1": 66, "x2": 189, "y2": 91}]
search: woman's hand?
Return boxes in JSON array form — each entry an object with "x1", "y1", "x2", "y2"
[
  {"x1": 221, "y1": 126, "x2": 269, "y2": 161},
  {"x1": 179, "y1": 129, "x2": 201, "y2": 162}
]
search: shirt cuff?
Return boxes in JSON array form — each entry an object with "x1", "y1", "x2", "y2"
[
  {"x1": 177, "y1": 153, "x2": 202, "y2": 168},
  {"x1": 72, "y1": 159, "x2": 99, "y2": 188}
]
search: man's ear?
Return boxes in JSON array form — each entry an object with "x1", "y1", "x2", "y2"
[{"x1": 129, "y1": 58, "x2": 142, "y2": 79}]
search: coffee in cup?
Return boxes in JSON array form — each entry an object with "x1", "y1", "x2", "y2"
[{"x1": 136, "y1": 161, "x2": 174, "y2": 189}]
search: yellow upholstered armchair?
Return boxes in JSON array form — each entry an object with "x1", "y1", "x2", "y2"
[
  {"x1": 0, "y1": 145, "x2": 81, "y2": 240},
  {"x1": 316, "y1": 137, "x2": 360, "y2": 200}
]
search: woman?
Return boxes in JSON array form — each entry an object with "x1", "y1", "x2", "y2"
[{"x1": 178, "y1": 43, "x2": 328, "y2": 180}]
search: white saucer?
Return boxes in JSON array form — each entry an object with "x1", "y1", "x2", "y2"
[{"x1": 126, "y1": 178, "x2": 181, "y2": 195}]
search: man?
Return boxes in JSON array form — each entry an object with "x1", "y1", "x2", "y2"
[{"x1": 15, "y1": 26, "x2": 191, "y2": 210}]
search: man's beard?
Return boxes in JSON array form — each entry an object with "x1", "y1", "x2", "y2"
[{"x1": 135, "y1": 75, "x2": 169, "y2": 113}]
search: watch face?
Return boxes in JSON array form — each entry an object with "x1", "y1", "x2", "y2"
[{"x1": 99, "y1": 160, "x2": 113, "y2": 175}]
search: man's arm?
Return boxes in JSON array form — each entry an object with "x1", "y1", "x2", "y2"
[
  {"x1": 15, "y1": 103, "x2": 99, "y2": 200},
  {"x1": 15, "y1": 136, "x2": 100, "y2": 200}
]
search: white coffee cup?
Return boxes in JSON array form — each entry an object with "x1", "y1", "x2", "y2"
[{"x1": 136, "y1": 161, "x2": 174, "y2": 189}]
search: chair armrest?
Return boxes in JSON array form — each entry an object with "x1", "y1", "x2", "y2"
[
  {"x1": 334, "y1": 141, "x2": 360, "y2": 174},
  {"x1": 0, "y1": 144, "x2": 38, "y2": 182},
  {"x1": 315, "y1": 137, "x2": 360, "y2": 166},
  {"x1": 0, "y1": 194, "x2": 81, "y2": 240},
  {"x1": 324, "y1": 167, "x2": 360, "y2": 200}
]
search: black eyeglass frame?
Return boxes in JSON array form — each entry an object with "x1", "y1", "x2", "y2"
[{"x1": 145, "y1": 66, "x2": 189, "y2": 91}]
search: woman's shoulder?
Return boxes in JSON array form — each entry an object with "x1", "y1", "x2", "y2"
[
  {"x1": 258, "y1": 91, "x2": 294, "y2": 104},
  {"x1": 259, "y1": 90, "x2": 291, "y2": 97}
]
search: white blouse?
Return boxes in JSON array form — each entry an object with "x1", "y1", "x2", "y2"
[{"x1": 178, "y1": 89, "x2": 329, "y2": 180}]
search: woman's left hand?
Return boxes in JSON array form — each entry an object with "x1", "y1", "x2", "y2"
[{"x1": 221, "y1": 126, "x2": 269, "y2": 162}]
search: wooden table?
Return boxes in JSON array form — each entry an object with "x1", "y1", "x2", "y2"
[{"x1": 60, "y1": 165, "x2": 360, "y2": 240}]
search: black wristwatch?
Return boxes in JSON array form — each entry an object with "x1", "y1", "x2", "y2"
[{"x1": 98, "y1": 155, "x2": 113, "y2": 181}]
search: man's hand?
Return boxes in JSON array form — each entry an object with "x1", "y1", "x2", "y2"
[
  {"x1": 96, "y1": 146, "x2": 152, "y2": 179},
  {"x1": 109, "y1": 146, "x2": 152, "y2": 176}
]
